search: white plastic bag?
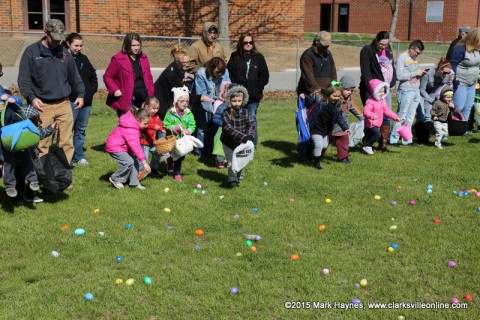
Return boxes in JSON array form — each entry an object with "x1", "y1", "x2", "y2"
[
  {"x1": 231, "y1": 141, "x2": 255, "y2": 173},
  {"x1": 349, "y1": 120, "x2": 364, "y2": 147}
]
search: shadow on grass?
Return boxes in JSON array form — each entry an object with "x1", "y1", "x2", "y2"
[
  {"x1": 468, "y1": 137, "x2": 480, "y2": 144},
  {"x1": 91, "y1": 143, "x2": 106, "y2": 152},
  {"x1": 0, "y1": 186, "x2": 69, "y2": 213},
  {"x1": 196, "y1": 169, "x2": 230, "y2": 188},
  {"x1": 261, "y1": 140, "x2": 307, "y2": 168}
]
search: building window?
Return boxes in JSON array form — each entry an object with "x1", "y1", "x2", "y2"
[
  {"x1": 25, "y1": 0, "x2": 67, "y2": 30},
  {"x1": 426, "y1": 1, "x2": 444, "y2": 23}
]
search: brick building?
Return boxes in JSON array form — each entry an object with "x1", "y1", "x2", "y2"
[
  {"x1": 0, "y1": 0, "x2": 304, "y2": 39},
  {"x1": 305, "y1": 0, "x2": 480, "y2": 42}
]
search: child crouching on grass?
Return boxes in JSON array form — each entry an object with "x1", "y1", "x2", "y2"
[
  {"x1": 106, "y1": 107, "x2": 151, "y2": 190},
  {"x1": 220, "y1": 85, "x2": 255, "y2": 188},
  {"x1": 431, "y1": 87, "x2": 455, "y2": 149},
  {"x1": 163, "y1": 86, "x2": 196, "y2": 181}
]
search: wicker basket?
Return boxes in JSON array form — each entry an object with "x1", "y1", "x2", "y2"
[{"x1": 154, "y1": 131, "x2": 176, "y2": 154}]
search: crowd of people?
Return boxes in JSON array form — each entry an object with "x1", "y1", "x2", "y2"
[{"x1": 1, "y1": 19, "x2": 479, "y2": 202}]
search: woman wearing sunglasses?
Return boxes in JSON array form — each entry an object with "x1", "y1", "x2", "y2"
[
  {"x1": 416, "y1": 57, "x2": 454, "y2": 144},
  {"x1": 227, "y1": 32, "x2": 269, "y2": 147}
]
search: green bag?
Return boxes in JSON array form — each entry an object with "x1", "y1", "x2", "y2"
[
  {"x1": 212, "y1": 128, "x2": 225, "y2": 157},
  {"x1": 0, "y1": 103, "x2": 40, "y2": 152}
]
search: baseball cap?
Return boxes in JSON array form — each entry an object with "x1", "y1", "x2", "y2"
[
  {"x1": 316, "y1": 31, "x2": 332, "y2": 46},
  {"x1": 459, "y1": 24, "x2": 471, "y2": 33},
  {"x1": 45, "y1": 19, "x2": 65, "y2": 41}
]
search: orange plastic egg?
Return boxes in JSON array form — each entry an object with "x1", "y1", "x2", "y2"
[
  {"x1": 318, "y1": 225, "x2": 326, "y2": 231},
  {"x1": 195, "y1": 229, "x2": 204, "y2": 236},
  {"x1": 250, "y1": 246, "x2": 257, "y2": 252},
  {"x1": 290, "y1": 254, "x2": 300, "y2": 261}
]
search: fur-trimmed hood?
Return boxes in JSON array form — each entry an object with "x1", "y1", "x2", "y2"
[
  {"x1": 368, "y1": 79, "x2": 390, "y2": 101},
  {"x1": 225, "y1": 84, "x2": 249, "y2": 107}
]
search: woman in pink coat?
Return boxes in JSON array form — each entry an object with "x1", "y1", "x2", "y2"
[
  {"x1": 363, "y1": 79, "x2": 402, "y2": 155},
  {"x1": 104, "y1": 33, "x2": 154, "y2": 116},
  {"x1": 105, "y1": 107, "x2": 152, "y2": 189}
]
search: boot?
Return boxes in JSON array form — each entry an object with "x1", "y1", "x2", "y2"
[
  {"x1": 414, "y1": 122, "x2": 426, "y2": 144},
  {"x1": 423, "y1": 121, "x2": 432, "y2": 145},
  {"x1": 379, "y1": 125, "x2": 390, "y2": 152},
  {"x1": 313, "y1": 156, "x2": 323, "y2": 170}
]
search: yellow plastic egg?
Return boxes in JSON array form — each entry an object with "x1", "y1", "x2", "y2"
[
  {"x1": 374, "y1": 195, "x2": 381, "y2": 201},
  {"x1": 163, "y1": 208, "x2": 171, "y2": 213},
  {"x1": 125, "y1": 278, "x2": 135, "y2": 286},
  {"x1": 325, "y1": 198, "x2": 332, "y2": 204},
  {"x1": 360, "y1": 279, "x2": 368, "y2": 287},
  {"x1": 114, "y1": 278, "x2": 124, "y2": 285}
]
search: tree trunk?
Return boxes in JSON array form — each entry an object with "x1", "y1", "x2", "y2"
[
  {"x1": 389, "y1": 0, "x2": 400, "y2": 42},
  {"x1": 218, "y1": 0, "x2": 230, "y2": 52}
]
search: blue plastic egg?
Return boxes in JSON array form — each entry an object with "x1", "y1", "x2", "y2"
[
  {"x1": 194, "y1": 244, "x2": 202, "y2": 251},
  {"x1": 143, "y1": 276, "x2": 152, "y2": 285},
  {"x1": 351, "y1": 298, "x2": 361, "y2": 304},
  {"x1": 427, "y1": 184, "x2": 433, "y2": 189},
  {"x1": 426, "y1": 189, "x2": 432, "y2": 194},
  {"x1": 391, "y1": 243, "x2": 399, "y2": 249},
  {"x1": 74, "y1": 228, "x2": 85, "y2": 236},
  {"x1": 251, "y1": 207, "x2": 259, "y2": 213},
  {"x1": 230, "y1": 286, "x2": 239, "y2": 294},
  {"x1": 116, "y1": 255, "x2": 123, "y2": 263},
  {"x1": 84, "y1": 293, "x2": 94, "y2": 301},
  {"x1": 125, "y1": 223, "x2": 132, "y2": 229}
]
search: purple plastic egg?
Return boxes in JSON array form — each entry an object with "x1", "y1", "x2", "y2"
[
  {"x1": 230, "y1": 286, "x2": 239, "y2": 294},
  {"x1": 448, "y1": 260, "x2": 456, "y2": 267}
]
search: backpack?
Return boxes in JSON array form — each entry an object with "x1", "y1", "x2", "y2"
[{"x1": 0, "y1": 103, "x2": 40, "y2": 152}]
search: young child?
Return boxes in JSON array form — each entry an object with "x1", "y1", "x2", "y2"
[
  {"x1": 212, "y1": 81, "x2": 231, "y2": 169},
  {"x1": 163, "y1": 86, "x2": 196, "y2": 181},
  {"x1": 105, "y1": 107, "x2": 151, "y2": 189},
  {"x1": 139, "y1": 97, "x2": 166, "y2": 178},
  {"x1": 330, "y1": 76, "x2": 363, "y2": 163},
  {"x1": 431, "y1": 87, "x2": 455, "y2": 149},
  {"x1": 220, "y1": 84, "x2": 255, "y2": 188},
  {"x1": 363, "y1": 79, "x2": 401, "y2": 155},
  {"x1": 309, "y1": 84, "x2": 350, "y2": 169}
]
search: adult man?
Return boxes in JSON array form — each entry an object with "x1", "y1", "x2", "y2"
[
  {"x1": 389, "y1": 40, "x2": 426, "y2": 146},
  {"x1": 188, "y1": 22, "x2": 227, "y2": 75},
  {"x1": 446, "y1": 24, "x2": 470, "y2": 61},
  {"x1": 297, "y1": 31, "x2": 337, "y2": 97},
  {"x1": 18, "y1": 19, "x2": 84, "y2": 163}
]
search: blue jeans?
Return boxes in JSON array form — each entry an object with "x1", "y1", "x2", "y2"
[
  {"x1": 193, "y1": 107, "x2": 213, "y2": 157},
  {"x1": 390, "y1": 90, "x2": 420, "y2": 144},
  {"x1": 365, "y1": 127, "x2": 381, "y2": 147},
  {"x1": 71, "y1": 103, "x2": 92, "y2": 162},
  {"x1": 245, "y1": 102, "x2": 259, "y2": 146},
  {"x1": 362, "y1": 89, "x2": 393, "y2": 126},
  {"x1": 416, "y1": 98, "x2": 432, "y2": 123},
  {"x1": 453, "y1": 83, "x2": 476, "y2": 121}
]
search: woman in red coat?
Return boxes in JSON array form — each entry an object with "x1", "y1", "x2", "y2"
[{"x1": 104, "y1": 33, "x2": 154, "y2": 116}]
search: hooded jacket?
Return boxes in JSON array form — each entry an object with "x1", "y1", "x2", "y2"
[
  {"x1": 105, "y1": 111, "x2": 146, "y2": 161},
  {"x1": 104, "y1": 51, "x2": 154, "y2": 112},
  {"x1": 163, "y1": 106, "x2": 196, "y2": 138},
  {"x1": 297, "y1": 45, "x2": 337, "y2": 95},
  {"x1": 363, "y1": 79, "x2": 399, "y2": 128},
  {"x1": 431, "y1": 87, "x2": 454, "y2": 122},
  {"x1": 331, "y1": 75, "x2": 364, "y2": 135},
  {"x1": 187, "y1": 22, "x2": 227, "y2": 74}
]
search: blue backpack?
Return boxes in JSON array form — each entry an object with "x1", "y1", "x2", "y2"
[{"x1": 0, "y1": 103, "x2": 40, "y2": 152}]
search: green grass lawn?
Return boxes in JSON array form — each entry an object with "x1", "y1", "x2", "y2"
[{"x1": 1, "y1": 98, "x2": 479, "y2": 319}]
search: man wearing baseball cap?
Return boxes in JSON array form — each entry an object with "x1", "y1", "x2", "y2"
[
  {"x1": 297, "y1": 30, "x2": 337, "y2": 97},
  {"x1": 18, "y1": 19, "x2": 84, "y2": 172}
]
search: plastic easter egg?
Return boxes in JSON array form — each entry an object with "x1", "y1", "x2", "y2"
[
  {"x1": 254, "y1": 235, "x2": 262, "y2": 241},
  {"x1": 452, "y1": 190, "x2": 457, "y2": 195},
  {"x1": 351, "y1": 298, "x2": 361, "y2": 304},
  {"x1": 396, "y1": 186, "x2": 402, "y2": 190},
  {"x1": 391, "y1": 201, "x2": 397, "y2": 206},
  {"x1": 201, "y1": 190, "x2": 207, "y2": 195},
  {"x1": 318, "y1": 225, "x2": 326, "y2": 231},
  {"x1": 427, "y1": 184, "x2": 433, "y2": 189},
  {"x1": 74, "y1": 228, "x2": 85, "y2": 236},
  {"x1": 84, "y1": 293, "x2": 94, "y2": 301},
  {"x1": 125, "y1": 278, "x2": 135, "y2": 286},
  {"x1": 219, "y1": 195, "x2": 225, "y2": 199},
  {"x1": 192, "y1": 189, "x2": 199, "y2": 194},
  {"x1": 322, "y1": 268, "x2": 330, "y2": 275},
  {"x1": 390, "y1": 243, "x2": 399, "y2": 249},
  {"x1": 230, "y1": 286, "x2": 239, "y2": 294},
  {"x1": 359, "y1": 279, "x2": 368, "y2": 287},
  {"x1": 233, "y1": 214, "x2": 240, "y2": 219},
  {"x1": 250, "y1": 246, "x2": 257, "y2": 252},
  {"x1": 93, "y1": 208, "x2": 100, "y2": 214},
  {"x1": 60, "y1": 225, "x2": 70, "y2": 230},
  {"x1": 251, "y1": 207, "x2": 259, "y2": 212},
  {"x1": 163, "y1": 208, "x2": 171, "y2": 213},
  {"x1": 389, "y1": 225, "x2": 397, "y2": 231},
  {"x1": 290, "y1": 254, "x2": 300, "y2": 261},
  {"x1": 325, "y1": 198, "x2": 332, "y2": 204},
  {"x1": 263, "y1": 181, "x2": 268, "y2": 186},
  {"x1": 398, "y1": 316, "x2": 405, "y2": 320},
  {"x1": 447, "y1": 260, "x2": 456, "y2": 267},
  {"x1": 51, "y1": 250, "x2": 60, "y2": 257},
  {"x1": 426, "y1": 189, "x2": 432, "y2": 194},
  {"x1": 143, "y1": 276, "x2": 152, "y2": 285},
  {"x1": 245, "y1": 240, "x2": 253, "y2": 247},
  {"x1": 167, "y1": 226, "x2": 173, "y2": 230},
  {"x1": 98, "y1": 231, "x2": 105, "y2": 236},
  {"x1": 195, "y1": 229, "x2": 204, "y2": 236},
  {"x1": 195, "y1": 183, "x2": 202, "y2": 189},
  {"x1": 387, "y1": 247, "x2": 394, "y2": 252},
  {"x1": 236, "y1": 252, "x2": 242, "y2": 257},
  {"x1": 115, "y1": 278, "x2": 124, "y2": 285},
  {"x1": 355, "y1": 283, "x2": 360, "y2": 288},
  {"x1": 194, "y1": 244, "x2": 201, "y2": 251},
  {"x1": 476, "y1": 192, "x2": 480, "y2": 197},
  {"x1": 116, "y1": 255, "x2": 123, "y2": 263},
  {"x1": 125, "y1": 223, "x2": 132, "y2": 229},
  {"x1": 451, "y1": 297, "x2": 460, "y2": 304},
  {"x1": 164, "y1": 187, "x2": 170, "y2": 193},
  {"x1": 464, "y1": 294, "x2": 473, "y2": 302},
  {"x1": 477, "y1": 207, "x2": 480, "y2": 212},
  {"x1": 409, "y1": 200, "x2": 416, "y2": 206},
  {"x1": 288, "y1": 198, "x2": 294, "y2": 203},
  {"x1": 374, "y1": 195, "x2": 381, "y2": 201},
  {"x1": 433, "y1": 218, "x2": 441, "y2": 224}
]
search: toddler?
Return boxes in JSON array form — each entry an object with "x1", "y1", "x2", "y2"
[{"x1": 431, "y1": 87, "x2": 455, "y2": 149}]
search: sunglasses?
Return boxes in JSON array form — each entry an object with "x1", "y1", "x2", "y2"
[
  {"x1": 442, "y1": 71, "x2": 450, "y2": 75},
  {"x1": 243, "y1": 41, "x2": 253, "y2": 45}
]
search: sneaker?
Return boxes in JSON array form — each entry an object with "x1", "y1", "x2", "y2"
[
  {"x1": 228, "y1": 181, "x2": 239, "y2": 188},
  {"x1": 6, "y1": 188, "x2": 17, "y2": 198},
  {"x1": 67, "y1": 184, "x2": 74, "y2": 191},
  {"x1": 29, "y1": 181, "x2": 40, "y2": 191},
  {"x1": 362, "y1": 146, "x2": 374, "y2": 155},
  {"x1": 340, "y1": 157, "x2": 351, "y2": 164},
  {"x1": 216, "y1": 162, "x2": 225, "y2": 169},
  {"x1": 133, "y1": 184, "x2": 146, "y2": 190},
  {"x1": 174, "y1": 175, "x2": 183, "y2": 181},
  {"x1": 109, "y1": 177, "x2": 124, "y2": 189},
  {"x1": 77, "y1": 159, "x2": 89, "y2": 165},
  {"x1": 25, "y1": 196, "x2": 44, "y2": 203},
  {"x1": 167, "y1": 158, "x2": 174, "y2": 173}
]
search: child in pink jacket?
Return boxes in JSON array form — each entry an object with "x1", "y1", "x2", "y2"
[
  {"x1": 105, "y1": 107, "x2": 152, "y2": 189},
  {"x1": 363, "y1": 79, "x2": 402, "y2": 155}
]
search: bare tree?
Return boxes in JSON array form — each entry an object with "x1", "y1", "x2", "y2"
[
  {"x1": 218, "y1": 0, "x2": 229, "y2": 40},
  {"x1": 383, "y1": 0, "x2": 400, "y2": 42}
]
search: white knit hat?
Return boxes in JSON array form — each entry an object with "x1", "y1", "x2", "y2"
[{"x1": 171, "y1": 86, "x2": 190, "y2": 105}]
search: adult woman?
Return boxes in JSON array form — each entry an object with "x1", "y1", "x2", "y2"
[
  {"x1": 64, "y1": 33, "x2": 98, "y2": 165},
  {"x1": 192, "y1": 57, "x2": 230, "y2": 157},
  {"x1": 359, "y1": 31, "x2": 396, "y2": 151},
  {"x1": 449, "y1": 28, "x2": 480, "y2": 126},
  {"x1": 104, "y1": 33, "x2": 154, "y2": 116},
  {"x1": 154, "y1": 45, "x2": 192, "y2": 119},
  {"x1": 416, "y1": 57, "x2": 454, "y2": 144},
  {"x1": 227, "y1": 32, "x2": 269, "y2": 147}
]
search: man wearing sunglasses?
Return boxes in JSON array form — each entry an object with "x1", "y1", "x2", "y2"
[{"x1": 188, "y1": 22, "x2": 227, "y2": 75}]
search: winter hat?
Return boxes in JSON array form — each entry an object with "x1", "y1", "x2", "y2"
[
  {"x1": 459, "y1": 24, "x2": 471, "y2": 33},
  {"x1": 340, "y1": 75, "x2": 356, "y2": 90},
  {"x1": 171, "y1": 86, "x2": 190, "y2": 105},
  {"x1": 224, "y1": 84, "x2": 249, "y2": 107}
]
